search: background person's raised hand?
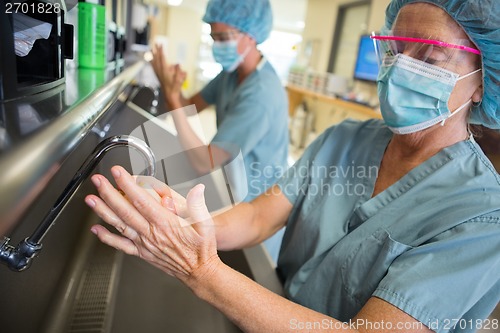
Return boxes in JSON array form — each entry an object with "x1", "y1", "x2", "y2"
[{"x1": 151, "y1": 44, "x2": 187, "y2": 106}]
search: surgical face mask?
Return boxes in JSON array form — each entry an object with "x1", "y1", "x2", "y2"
[
  {"x1": 212, "y1": 37, "x2": 250, "y2": 72},
  {"x1": 377, "y1": 54, "x2": 481, "y2": 135}
]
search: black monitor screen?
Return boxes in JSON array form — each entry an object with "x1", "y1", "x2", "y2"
[{"x1": 353, "y1": 34, "x2": 379, "y2": 82}]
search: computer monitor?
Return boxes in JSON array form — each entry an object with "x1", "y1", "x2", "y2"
[{"x1": 353, "y1": 34, "x2": 379, "y2": 82}]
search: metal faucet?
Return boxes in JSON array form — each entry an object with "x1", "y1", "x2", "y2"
[{"x1": 0, "y1": 135, "x2": 156, "y2": 271}]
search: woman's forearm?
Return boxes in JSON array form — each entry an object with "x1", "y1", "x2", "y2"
[
  {"x1": 213, "y1": 186, "x2": 292, "y2": 251},
  {"x1": 187, "y1": 260, "x2": 355, "y2": 333},
  {"x1": 213, "y1": 202, "x2": 261, "y2": 250},
  {"x1": 188, "y1": 261, "x2": 430, "y2": 333}
]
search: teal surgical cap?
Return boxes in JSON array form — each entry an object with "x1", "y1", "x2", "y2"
[
  {"x1": 384, "y1": 0, "x2": 500, "y2": 129},
  {"x1": 202, "y1": 0, "x2": 273, "y2": 44}
]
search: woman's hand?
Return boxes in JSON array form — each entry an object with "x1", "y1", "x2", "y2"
[
  {"x1": 132, "y1": 175, "x2": 189, "y2": 218},
  {"x1": 151, "y1": 44, "x2": 187, "y2": 107},
  {"x1": 84, "y1": 166, "x2": 221, "y2": 284}
]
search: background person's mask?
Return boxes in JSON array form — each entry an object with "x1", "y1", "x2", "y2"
[{"x1": 212, "y1": 38, "x2": 250, "y2": 72}]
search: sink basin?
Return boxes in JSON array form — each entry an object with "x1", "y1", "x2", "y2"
[{"x1": 110, "y1": 250, "x2": 244, "y2": 333}]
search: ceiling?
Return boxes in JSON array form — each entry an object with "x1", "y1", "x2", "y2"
[{"x1": 153, "y1": 0, "x2": 308, "y2": 32}]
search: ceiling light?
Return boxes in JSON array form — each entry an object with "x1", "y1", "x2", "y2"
[{"x1": 167, "y1": 0, "x2": 183, "y2": 6}]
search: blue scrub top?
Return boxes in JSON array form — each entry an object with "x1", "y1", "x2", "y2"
[
  {"x1": 276, "y1": 119, "x2": 500, "y2": 333},
  {"x1": 201, "y1": 57, "x2": 289, "y2": 201}
]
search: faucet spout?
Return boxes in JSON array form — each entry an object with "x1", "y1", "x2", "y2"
[{"x1": 0, "y1": 135, "x2": 156, "y2": 271}]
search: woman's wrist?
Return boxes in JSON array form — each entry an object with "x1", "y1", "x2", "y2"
[{"x1": 185, "y1": 255, "x2": 228, "y2": 300}]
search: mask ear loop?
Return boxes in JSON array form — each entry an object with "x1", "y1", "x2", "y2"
[
  {"x1": 440, "y1": 68, "x2": 482, "y2": 126},
  {"x1": 457, "y1": 68, "x2": 482, "y2": 81},
  {"x1": 225, "y1": 35, "x2": 252, "y2": 73},
  {"x1": 236, "y1": 33, "x2": 252, "y2": 58},
  {"x1": 441, "y1": 99, "x2": 472, "y2": 126}
]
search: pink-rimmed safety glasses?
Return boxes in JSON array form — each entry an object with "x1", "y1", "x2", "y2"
[{"x1": 370, "y1": 32, "x2": 481, "y2": 70}]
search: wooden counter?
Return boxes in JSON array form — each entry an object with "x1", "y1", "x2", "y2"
[{"x1": 286, "y1": 84, "x2": 382, "y2": 120}]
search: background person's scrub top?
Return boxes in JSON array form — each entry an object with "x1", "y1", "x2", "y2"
[
  {"x1": 201, "y1": 57, "x2": 289, "y2": 262},
  {"x1": 201, "y1": 57, "x2": 289, "y2": 201},
  {"x1": 277, "y1": 119, "x2": 500, "y2": 333}
]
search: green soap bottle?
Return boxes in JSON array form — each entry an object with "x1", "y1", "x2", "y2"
[{"x1": 78, "y1": 0, "x2": 106, "y2": 69}]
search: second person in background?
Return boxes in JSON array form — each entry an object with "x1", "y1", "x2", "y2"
[{"x1": 150, "y1": 0, "x2": 289, "y2": 261}]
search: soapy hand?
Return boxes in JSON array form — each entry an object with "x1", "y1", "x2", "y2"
[
  {"x1": 127, "y1": 175, "x2": 188, "y2": 218},
  {"x1": 151, "y1": 44, "x2": 187, "y2": 106},
  {"x1": 85, "y1": 166, "x2": 220, "y2": 282}
]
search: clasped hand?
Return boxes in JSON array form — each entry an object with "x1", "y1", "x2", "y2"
[{"x1": 85, "y1": 166, "x2": 221, "y2": 285}]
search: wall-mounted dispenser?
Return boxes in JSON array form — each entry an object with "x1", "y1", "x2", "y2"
[
  {"x1": 78, "y1": 0, "x2": 106, "y2": 69},
  {"x1": 0, "y1": 0, "x2": 74, "y2": 101}
]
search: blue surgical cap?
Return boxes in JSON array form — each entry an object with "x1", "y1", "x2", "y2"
[
  {"x1": 384, "y1": 0, "x2": 500, "y2": 129},
  {"x1": 202, "y1": 0, "x2": 273, "y2": 44}
]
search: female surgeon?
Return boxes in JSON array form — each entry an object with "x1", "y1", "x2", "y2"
[{"x1": 86, "y1": 0, "x2": 500, "y2": 332}]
